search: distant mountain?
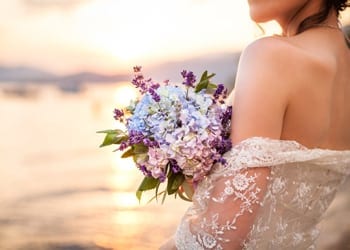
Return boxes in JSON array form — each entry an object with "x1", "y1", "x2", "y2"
[
  {"x1": 0, "y1": 66, "x2": 57, "y2": 83},
  {"x1": 58, "y1": 72, "x2": 129, "y2": 84},
  {"x1": 0, "y1": 51, "x2": 241, "y2": 88},
  {"x1": 0, "y1": 66, "x2": 129, "y2": 84}
]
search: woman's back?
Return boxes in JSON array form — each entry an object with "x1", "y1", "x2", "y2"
[
  {"x1": 278, "y1": 28, "x2": 350, "y2": 150},
  {"x1": 232, "y1": 26, "x2": 350, "y2": 151}
]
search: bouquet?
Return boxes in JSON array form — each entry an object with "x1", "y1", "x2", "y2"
[{"x1": 99, "y1": 66, "x2": 232, "y2": 202}]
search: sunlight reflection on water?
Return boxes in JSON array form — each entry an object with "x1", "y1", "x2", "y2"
[
  {"x1": 112, "y1": 192, "x2": 139, "y2": 209},
  {"x1": 0, "y1": 83, "x2": 189, "y2": 250}
]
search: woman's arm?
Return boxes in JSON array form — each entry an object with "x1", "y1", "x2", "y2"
[{"x1": 232, "y1": 37, "x2": 292, "y2": 144}]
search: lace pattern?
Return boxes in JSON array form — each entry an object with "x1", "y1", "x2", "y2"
[{"x1": 175, "y1": 137, "x2": 350, "y2": 250}]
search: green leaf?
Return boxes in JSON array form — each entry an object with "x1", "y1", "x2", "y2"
[
  {"x1": 98, "y1": 129, "x2": 127, "y2": 147},
  {"x1": 122, "y1": 144, "x2": 148, "y2": 159},
  {"x1": 195, "y1": 71, "x2": 216, "y2": 93},
  {"x1": 97, "y1": 129, "x2": 126, "y2": 137},
  {"x1": 121, "y1": 148, "x2": 134, "y2": 158},
  {"x1": 121, "y1": 144, "x2": 148, "y2": 158},
  {"x1": 99, "y1": 133, "x2": 116, "y2": 147},
  {"x1": 147, "y1": 190, "x2": 166, "y2": 204},
  {"x1": 167, "y1": 172, "x2": 185, "y2": 195},
  {"x1": 177, "y1": 189, "x2": 193, "y2": 202},
  {"x1": 133, "y1": 144, "x2": 148, "y2": 154},
  {"x1": 181, "y1": 181, "x2": 194, "y2": 201},
  {"x1": 161, "y1": 188, "x2": 167, "y2": 204},
  {"x1": 136, "y1": 176, "x2": 160, "y2": 202},
  {"x1": 138, "y1": 176, "x2": 160, "y2": 191},
  {"x1": 136, "y1": 190, "x2": 143, "y2": 202},
  {"x1": 199, "y1": 71, "x2": 215, "y2": 82},
  {"x1": 208, "y1": 83, "x2": 218, "y2": 90},
  {"x1": 155, "y1": 181, "x2": 161, "y2": 202},
  {"x1": 133, "y1": 153, "x2": 148, "y2": 163},
  {"x1": 97, "y1": 130, "x2": 111, "y2": 134}
]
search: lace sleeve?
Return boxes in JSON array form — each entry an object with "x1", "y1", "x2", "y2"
[
  {"x1": 175, "y1": 165, "x2": 270, "y2": 250},
  {"x1": 174, "y1": 137, "x2": 350, "y2": 250}
]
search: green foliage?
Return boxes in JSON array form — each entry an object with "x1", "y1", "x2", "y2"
[
  {"x1": 195, "y1": 70, "x2": 217, "y2": 93},
  {"x1": 180, "y1": 180, "x2": 194, "y2": 201},
  {"x1": 97, "y1": 129, "x2": 128, "y2": 147},
  {"x1": 136, "y1": 167, "x2": 192, "y2": 204},
  {"x1": 121, "y1": 143, "x2": 148, "y2": 158},
  {"x1": 167, "y1": 171, "x2": 185, "y2": 195},
  {"x1": 136, "y1": 176, "x2": 160, "y2": 202},
  {"x1": 121, "y1": 148, "x2": 134, "y2": 158}
]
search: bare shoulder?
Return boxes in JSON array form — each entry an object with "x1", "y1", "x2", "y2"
[
  {"x1": 235, "y1": 35, "x2": 333, "y2": 98},
  {"x1": 231, "y1": 37, "x2": 298, "y2": 143},
  {"x1": 231, "y1": 35, "x2": 327, "y2": 143},
  {"x1": 238, "y1": 36, "x2": 326, "y2": 82},
  {"x1": 235, "y1": 36, "x2": 302, "y2": 100}
]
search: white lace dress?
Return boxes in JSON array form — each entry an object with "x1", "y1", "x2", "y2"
[{"x1": 174, "y1": 137, "x2": 350, "y2": 249}]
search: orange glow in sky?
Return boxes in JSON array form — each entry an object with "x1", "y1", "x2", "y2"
[{"x1": 0, "y1": 1, "x2": 276, "y2": 74}]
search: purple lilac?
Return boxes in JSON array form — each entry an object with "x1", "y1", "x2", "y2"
[
  {"x1": 222, "y1": 106, "x2": 232, "y2": 122},
  {"x1": 113, "y1": 108, "x2": 124, "y2": 121},
  {"x1": 213, "y1": 84, "x2": 229, "y2": 104},
  {"x1": 148, "y1": 88, "x2": 161, "y2": 102},
  {"x1": 217, "y1": 157, "x2": 227, "y2": 165},
  {"x1": 133, "y1": 66, "x2": 142, "y2": 73},
  {"x1": 143, "y1": 138, "x2": 159, "y2": 148},
  {"x1": 139, "y1": 164, "x2": 152, "y2": 177},
  {"x1": 128, "y1": 130, "x2": 145, "y2": 145},
  {"x1": 214, "y1": 84, "x2": 225, "y2": 99},
  {"x1": 151, "y1": 82, "x2": 160, "y2": 89},
  {"x1": 169, "y1": 159, "x2": 181, "y2": 173},
  {"x1": 158, "y1": 172, "x2": 166, "y2": 182},
  {"x1": 132, "y1": 67, "x2": 161, "y2": 97},
  {"x1": 131, "y1": 70, "x2": 154, "y2": 94},
  {"x1": 119, "y1": 141, "x2": 129, "y2": 151},
  {"x1": 216, "y1": 138, "x2": 232, "y2": 155},
  {"x1": 181, "y1": 70, "x2": 196, "y2": 88},
  {"x1": 221, "y1": 106, "x2": 232, "y2": 137}
]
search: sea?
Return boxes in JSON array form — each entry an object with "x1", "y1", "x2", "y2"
[{"x1": 0, "y1": 82, "x2": 349, "y2": 250}]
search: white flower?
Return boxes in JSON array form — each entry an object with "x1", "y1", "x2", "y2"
[
  {"x1": 202, "y1": 234, "x2": 217, "y2": 249},
  {"x1": 232, "y1": 173, "x2": 250, "y2": 191},
  {"x1": 224, "y1": 186, "x2": 234, "y2": 195}
]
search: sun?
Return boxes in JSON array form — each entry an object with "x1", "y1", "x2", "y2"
[
  {"x1": 114, "y1": 83, "x2": 138, "y2": 108},
  {"x1": 70, "y1": 0, "x2": 255, "y2": 68},
  {"x1": 74, "y1": 0, "x2": 174, "y2": 62}
]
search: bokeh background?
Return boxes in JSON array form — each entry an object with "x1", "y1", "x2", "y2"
[{"x1": 0, "y1": 1, "x2": 349, "y2": 249}]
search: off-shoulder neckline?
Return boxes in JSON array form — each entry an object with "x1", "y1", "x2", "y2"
[{"x1": 236, "y1": 137, "x2": 350, "y2": 153}]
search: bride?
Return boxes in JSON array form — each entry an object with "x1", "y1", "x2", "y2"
[{"x1": 161, "y1": 0, "x2": 350, "y2": 249}]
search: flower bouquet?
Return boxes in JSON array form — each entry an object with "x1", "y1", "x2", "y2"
[{"x1": 99, "y1": 66, "x2": 232, "y2": 203}]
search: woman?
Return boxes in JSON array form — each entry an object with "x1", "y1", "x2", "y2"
[{"x1": 161, "y1": 0, "x2": 350, "y2": 249}]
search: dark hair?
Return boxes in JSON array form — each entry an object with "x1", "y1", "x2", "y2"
[{"x1": 297, "y1": 0, "x2": 350, "y2": 33}]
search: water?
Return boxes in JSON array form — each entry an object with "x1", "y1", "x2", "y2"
[
  {"x1": 0, "y1": 83, "x2": 188, "y2": 250},
  {"x1": 0, "y1": 83, "x2": 348, "y2": 250}
]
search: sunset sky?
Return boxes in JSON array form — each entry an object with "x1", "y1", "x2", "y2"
[
  {"x1": 1, "y1": 0, "x2": 349, "y2": 75},
  {"x1": 0, "y1": 0, "x2": 259, "y2": 74}
]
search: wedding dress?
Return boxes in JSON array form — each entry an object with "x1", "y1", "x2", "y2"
[{"x1": 174, "y1": 137, "x2": 350, "y2": 249}]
